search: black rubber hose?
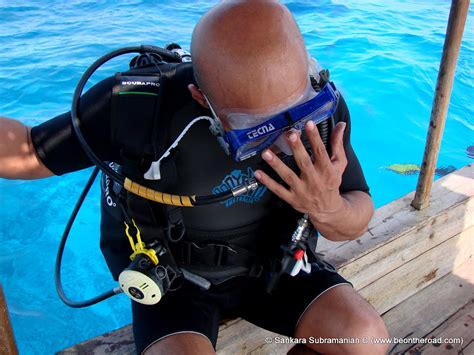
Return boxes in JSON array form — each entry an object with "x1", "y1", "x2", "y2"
[
  {"x1": 55, "y1": 167, "x2": 120, "y2": 308},
  {"x1": 194, "y1": 190, "x2": 234, "y2": 205}
]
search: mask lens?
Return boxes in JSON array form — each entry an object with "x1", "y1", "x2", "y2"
[
  {"x1": 234, "y1": 128, "x2": 284, "y2": 160},
  {"x1": 293, "y1": 100, "x2": 335, "y2": 130}
]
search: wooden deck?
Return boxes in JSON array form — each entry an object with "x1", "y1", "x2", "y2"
[{"x1": 58, "y1": 164, "x2": 474, "y2": 355}]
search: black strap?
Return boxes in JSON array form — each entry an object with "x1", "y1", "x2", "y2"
[
  {"x1": 123, "y1": 191, "x2": 168, "y2": 243},
  {"x1": 166, "y1": 206, "x2": 186, "y2": 242},
  {"x1": 178, "y1": 241, "x2": 263, "y2": 277},
  {"x1": 111, "y1": 71, "x2": 163, "y2": 161}
]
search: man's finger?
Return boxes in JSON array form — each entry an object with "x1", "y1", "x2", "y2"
[
  {"x1": 287, "y1": 130, "x2": 317, "y2": 178},
  {"x1": 330, "y1": 122, "x2": 347, "y2": 168},
  {"x1": 254, "y1": 169, "x2": 294, "y2": 203},
  {"x1": 305, "y1": 121, "x2": 331, "y2": 170},
  {"x1": 260, "y1": 149, "x2": 301, "y2": 189}
]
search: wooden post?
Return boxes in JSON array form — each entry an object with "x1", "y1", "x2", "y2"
[
  {"x1": 0, "y1": 284, "x2": 18, "y2": 355},
  {"x1": 411, "y1": 0, "x2": 470, "y2": 210}
]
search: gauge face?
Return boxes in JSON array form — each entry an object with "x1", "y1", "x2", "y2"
[
  {"x1": 119, "y1": 269, "x2": 163, "y2": 305},
  {"x1": 128, "y1": 286, "x2": 144, "y2": 300}
]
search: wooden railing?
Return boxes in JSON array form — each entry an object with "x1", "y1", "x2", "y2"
[{"x1": 412, "y1": 0, "x2": 470, "y2": 210}]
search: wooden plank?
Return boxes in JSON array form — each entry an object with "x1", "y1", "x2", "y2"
[
  {"x1": 56, "y1": 324, "x2": 135, "y2": 355},
  {"x1": 318, "y1": 164, "x2": 473, "y2": 268},
  {"x1": 217, "y1": 319, "x2": 289, "y2": 355},
  {"x1": 412, "y1": 0, "x2": 471, "y2": 210},
  {"x1": 60, "y1": 317, "x2": 289, "y2": 355},
  {"x1": 359, "y1": 226, "x2": 474, "y2": 314},
  {"x1": 216, "y1": 318, "x2": 261, "y2": 352},
  {"x1": 382, "y1": 258, "x2": 474, "y2": 354},
  {"x1": 461, "y1": 342, "x2": 474, "y2": 355},
  {"x1": 406, "y1": 299, "x2": 474, "y2": 355},
  {"x1": 219, "y1": 317, "x2": 243, "y2": 331},
  {"x1": 248, "y1": 341, "x2": 293, "y2": 355},
  {"x1": 340, "y1": 198, "x2": 473, "y2": 290}
]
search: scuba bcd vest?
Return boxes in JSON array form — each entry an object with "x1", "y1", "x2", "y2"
[
  {"x1": 103, "y1": 52, "x2": 277, "y2": 284},
  {"x1": 58, "y1": 44, "x2": 338, "y2": 308},
  {"x1": 101, "y1": 51, "x2": 337, "y2": 285}
]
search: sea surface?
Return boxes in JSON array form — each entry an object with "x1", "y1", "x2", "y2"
[{"x1": 0, "y1": 1, "x2": 472, "y2": 353}]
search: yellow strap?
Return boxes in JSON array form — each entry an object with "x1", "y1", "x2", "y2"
[
  {"x1": 124, "y1": 221, "x2": 137, "y2": 252},
  {"x1": 131, "y1": 219, "x2": 144, "y2": 246},
  {"x1": 124, "y1": 219, "x2": 159, "y2": 265}
]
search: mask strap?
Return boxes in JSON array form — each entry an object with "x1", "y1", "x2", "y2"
[
  {"x1": 204, "y1": 96, "x2": 224, "y2": 133},
  {"x1": 204, "y1": 95, "x2": 230, "y2": 156}
]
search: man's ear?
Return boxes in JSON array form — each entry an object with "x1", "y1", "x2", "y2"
[{"x1": 188, "y1": 84, "x2": 209, "y2": 109}]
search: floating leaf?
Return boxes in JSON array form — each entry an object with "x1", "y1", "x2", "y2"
[
  {"x1": 385, "y1": 163, "x2": 457, "y2": 177},
  {"x1": 384, "y1": 164, "x2": 420, "y2": 175}
]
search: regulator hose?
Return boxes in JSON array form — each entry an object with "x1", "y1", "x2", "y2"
[{"x1": 55, "y1": 167, "x2": 122, "y2": 308}]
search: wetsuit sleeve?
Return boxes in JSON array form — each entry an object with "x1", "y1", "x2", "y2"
[
  {"x1": 30, "y1": 76, "x2": 121, "y2": 175},
  {"x1": 336, "y1": 95, "x2": 370, "y2": 195}
]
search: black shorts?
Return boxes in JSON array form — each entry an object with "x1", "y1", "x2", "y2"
[{"x1": 132, "y1": 269, "x2": 352, "y2": 354}]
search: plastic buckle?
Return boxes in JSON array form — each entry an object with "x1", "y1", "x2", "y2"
[
  {"x1": 166, "y1": 206, "x2": 185, "y2": 242},
  {"x1": 214, "y1": 244, "x2": 237, "y2": 266},
  {"x1": 167, "y1": 220, "x2": 185, "y2": 242}
]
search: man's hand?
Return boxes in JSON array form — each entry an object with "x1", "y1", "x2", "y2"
[
  {"x1": 254, "y1": 120, "x2": 373, "y2": 241},
  {"x1": 255, "y1": 120, "x2": 347, "y2": 218}
]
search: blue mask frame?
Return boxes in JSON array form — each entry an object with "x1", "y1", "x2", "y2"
[{"x1": 219, "y1": 82, "x2": 340, "y2": 161}]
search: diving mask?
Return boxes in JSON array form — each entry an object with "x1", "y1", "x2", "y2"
[{"x1": 207, "y1": 81, "x2": 340, "y2": 161}]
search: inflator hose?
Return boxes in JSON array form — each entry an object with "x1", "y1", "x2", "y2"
[{"x1": 55, "y1": 167, "x2": 122, "y2": 308}]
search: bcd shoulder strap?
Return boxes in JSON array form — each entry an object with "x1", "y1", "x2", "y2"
[{"x1": 111, "y1": 70, "x2": 164, "y2": 164}]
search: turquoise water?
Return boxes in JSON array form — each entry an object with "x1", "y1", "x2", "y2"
[{"x1": 0, "y1": 0, "x2": 472, "y2": 353}]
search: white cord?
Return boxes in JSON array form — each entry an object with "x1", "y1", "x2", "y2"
[{"x1": 143, "y1": 116, "x2": 216, "y2": 180}]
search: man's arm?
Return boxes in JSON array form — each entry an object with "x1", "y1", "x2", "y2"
[
  {"x1": 0, "y1": 117, "x2": 54, "y2": 179},
  {"x1": 1, "y1": 75, "x2": 118, "y2": 179},
  {"x1": 308, "y1": 190, "x2": 374, "y2": 241}
]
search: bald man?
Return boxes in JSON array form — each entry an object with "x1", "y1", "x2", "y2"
[{"x1": 0, "y1": 1, "x2": 389, "y2": 354}]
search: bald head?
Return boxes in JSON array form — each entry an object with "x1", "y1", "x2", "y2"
[{"x1": 191, "y1": 0, "x2": 309, "y2": 115}]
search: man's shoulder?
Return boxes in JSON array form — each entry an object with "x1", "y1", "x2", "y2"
[{"x1": 334, "y1": 93, "x2": 350, "y2": 123}]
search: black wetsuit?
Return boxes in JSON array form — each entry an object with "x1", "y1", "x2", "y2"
[{"x1": 31, "y1": 65, "x2": 369, "y2": 353}]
